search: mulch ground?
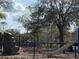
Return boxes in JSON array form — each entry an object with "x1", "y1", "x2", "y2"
[{"x1": 0, "y1": 47, "x2": 79, "y2": 59}]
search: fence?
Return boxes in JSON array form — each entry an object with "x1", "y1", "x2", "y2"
[
  {"x1": 18, "y1": 39, "x2": 79, "y2": 59},
  {"x1": 13, "y1": 35, "x2": 79, "y2": 59},
  {"x1": 0, "y1": 33, "x2": 79, "y2": 59}
]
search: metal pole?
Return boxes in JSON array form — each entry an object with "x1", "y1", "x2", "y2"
[
  {"x1": 78, "y1": 43, "x2": 79, "y2": 56},
  {"x1": 33, "y1": 34, "x2": 36, "y2": 59},
  {"x1": 33, "y1": 45, "x2": 35, "y2": 59},
  {"x1": 77, "y1": 27, "x2": 79, "y2": 56},
  {"x1": 74, "y1": 45, "x2": 77, "y2": 58},
  {"x1": 33, "y1": 42, "x2": 36, "y2": 59}
]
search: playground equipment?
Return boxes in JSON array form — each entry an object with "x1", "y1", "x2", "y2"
[
  {"x1": 42, "y1": 27, "x2": 79, "y2": 57},
  {"x1": 0, "y1": 32, "x2": 19, "y2": 55},
  {"x1": 0, "y1": 32, "x2": 2, "y2": 49},
  {"x1": 45, "y1": 42, "x2": 74, "y2": 54},
  {"x1": 41, "y1": 42, "x2": 74, "y2": 56},
  {"x1": 75, "y1": 27, "x2": 79, "y2": 55},
  {"x1": 3, "y1": 32, "x2": 19, "y2": 55}
]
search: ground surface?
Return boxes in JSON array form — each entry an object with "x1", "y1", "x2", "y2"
[{"x1": 0, "y1": 47, "x2": 79, "y2": 59}]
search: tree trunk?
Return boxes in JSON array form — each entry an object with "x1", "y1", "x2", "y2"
[{"x1": 58, "y1": 25, "x2": 64, "y2": 47}]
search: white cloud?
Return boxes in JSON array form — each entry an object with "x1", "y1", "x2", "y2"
[
  {"x1": 14, "y1": 3, "x2": 25, "y2": 11},
  {"x1": 3, "y1": 0, "x2": 31, "y2": 21},
  {"x1": 0, "y1": 0, "x2": 32, "y2": 33}
]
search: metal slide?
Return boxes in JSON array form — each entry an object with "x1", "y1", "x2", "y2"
[{"x1": 43, "y1": 42, "x2": 74, "y2": 55}]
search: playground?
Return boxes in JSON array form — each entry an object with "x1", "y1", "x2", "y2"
[
  {"x1": 0, "y1": 0, "x2": 79, "y2": 59},
  {"x1": 0, "y1": 31, "x2": 79, "y2": 59}
]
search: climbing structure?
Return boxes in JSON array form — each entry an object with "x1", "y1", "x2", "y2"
[{"x1": 3, "y1": 32, "x2": 19, "y2": 55}]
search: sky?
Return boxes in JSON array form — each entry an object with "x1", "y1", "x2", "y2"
[
  {"x1": 0, "y1": 0, "x2": 76, "y2": 33},
  {"x1": 0, "y1": 0, "x2": 37, "y2": 34}
]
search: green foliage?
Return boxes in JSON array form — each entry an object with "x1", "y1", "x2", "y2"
[
  {"x1": 0, "y1": 12, "x2": 6, "y2": 19},
  {"x1": 18, "y1": 0, "x2": 79, "y2": 47},
  {"x1": 42, "y1": 44, "x2": 59, "y2": 48},
  {"x1": 32, "y1": 0, "x2": 79, "y2": 44},
  {"x1": 6, "y1": 29, "x2": 20, "y2": 36},
  {"x1": 0, "y1": 12, "x2": 6, "y2": 32}
]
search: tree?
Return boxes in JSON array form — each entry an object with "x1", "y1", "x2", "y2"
[
  {"x1": 18, "y1": 15, "x2": 43, "y2": 41},
  {"x1": 0, "y1": 12, "x2": 6, "y2": 32},
  {"x1": 0, "y1": 21, "x2": 7, "y2": 31},
  {"x1": 29, "y1": 0, "x2": 79, "y2": 47},
  {"x1": 6, "y1": 29, "x2": 20, "y2": 36},
  {"x1": 18, "y1": 0, "x2": 79, "y2": 47},
  {"x1": 0, "y1": 0, "x2": 14, "y2": 11},
  {"x1": 0, "y1": 12, "x2": 6, "y2": 19},
  {"x1": 0, "y1": 11, "x2": 6, "y2": 49}
]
